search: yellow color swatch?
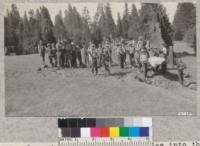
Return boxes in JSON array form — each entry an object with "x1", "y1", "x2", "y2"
[{"x1": 109, "y1": 127, "x2": 119, "y2": 137}]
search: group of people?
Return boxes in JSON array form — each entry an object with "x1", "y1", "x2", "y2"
[
  {"x1": 114, "y1": 37, "x2": 168, "y2": 79},
  {"x1": 38, "y1": 39, "x2": 112, "y2": 75},
  {"x1": 38, "y1": 37, "x2": 168, "y2": 79},
  {"x1": 38, "y1": 40, "x2": 83, "y2": 69}
]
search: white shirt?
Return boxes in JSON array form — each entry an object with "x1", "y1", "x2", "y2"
[{"x1": 163, "y1": 47, "x2": 167, "y2": 54}]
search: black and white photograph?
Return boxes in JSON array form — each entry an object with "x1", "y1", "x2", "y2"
[{"x1": 4, "y1": 2, "x2": 197, "y2": 116}]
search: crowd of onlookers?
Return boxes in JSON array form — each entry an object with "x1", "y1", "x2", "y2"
[{"x1": 37, "y1": 36, "x2": 186, "y2": 85}]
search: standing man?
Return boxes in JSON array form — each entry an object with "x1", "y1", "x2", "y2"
[
  {"x1": 71, "y1": 42, "x2": 77, "y2": 67},
  {"x1": 65, "y1": 40, "x2": 72, "y2": 68},
  {"x1": 60, "y1": 40, "x2": 65, "y2": 68},
  {"x1": 88, "y1": 42, "x2": 93, "y2": 68},
  {"x1": 46, "y1": 43, "x2": 54, "y2": 67},
  {"x1": 56, "y1": 40, "x2": 62, "y2": 69},
  {"x1": 119, "y1": 43, "x2": 126, "y2": 69},
  {"x1": 97, "y1": 44, "x2": 103, "y2": 68},
  {"x1": 140, "y1": 46, "x2": 149, "y2": 80},
  {"x1": 38, "y1": 40, "x2": 46, "y2": 67},
  {"x1": 106, "y1": 40, "x2": 112, "y2": 67},
  {"x1": 51, "y1": 43, "x2": 57, "y2": 67},
  {"x1": 128, "y1": 41, "x2": 135, "y2": 68},
  {"x1": 135, "y1": 37, "x2": 144, "y2": 68},
  {"x1": 90, "y1": 44, "x2": 98, "y2": 75},
  {"x1": 76, "y1": 44, "x2": 83, "y2": 67},
  {"x1": 102, "y1": 47, "x2": 110, "y2": 75}
]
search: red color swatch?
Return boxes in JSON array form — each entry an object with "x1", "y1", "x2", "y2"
[{"x1": 101, "y1": 128, "x2": 109, "y2": 137}]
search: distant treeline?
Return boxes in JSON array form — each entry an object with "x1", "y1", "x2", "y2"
[
  {"x1": 173, "y1": 3, "x2": 196, "y2": 54},
  {"x1": 4, "y1": 3, "x2": 196, "y2": 55}
]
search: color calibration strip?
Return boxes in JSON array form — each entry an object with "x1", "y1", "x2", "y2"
[{"x1": 58, "y1": 117, "x2": 152, "y2": 138}]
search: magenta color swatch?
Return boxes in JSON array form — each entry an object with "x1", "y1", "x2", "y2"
[{"x1": 91, "y1": 128, "x2": 101, "y2": 137}]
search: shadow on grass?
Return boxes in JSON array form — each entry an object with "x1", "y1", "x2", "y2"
[
  {"x1": 163, "y1": 71, "x2": 179, "y2": 82},
  {"x1": 110, "y1": 70, "x2": 132, "y2": 78},
  {"x1": 148, "y1": 69, "x2": 179, "y2": 82}
]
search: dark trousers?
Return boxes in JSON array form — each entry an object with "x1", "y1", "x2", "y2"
[
  {"x1": 120, "y1": 54, "x2": 125, "y2": 68},
  {"x1": 178, "y1": 69, "x2": 184, "y2": 85},
  {"x1": 65, "y1": 56, "x2": 72, "y2": 68},
  {"x1": 129, "y1": 53, "x2": 134, "y2": 66},
  {"x1": 41, "y1": 53, "x2": 45, "y2": 66},
  {"x1": 71, "y1": 51, "x2": 77, "y2": 67},
  {"x1": 60, "y1": 53, "x2": 65, "y2": 68},
  {"x1": 104, "y1": 60, "x2": 110, "y2": 74},
  {"x1": 77, "y1": 52, "x2": 82, "y2": 67},
  {"x1": 92, "y1": 58, "x2": 98, "y2": 75},
  {"x1": 142, "y1": 62, "x2": 148, "y2": 78},
  {"x1": 56, "y1": 52, "x2": 62, "y2": 68},
  {"x1": 48, "y1": 56, "x2": 54, "y2": 67}
]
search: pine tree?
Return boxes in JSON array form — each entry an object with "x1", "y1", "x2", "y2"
[
  {"x1": 40, "y1": 6, "x2": 55, "y2": 44},
  {"x1": 173, "y1": 3, "x2": 196, "y2": 40},
  {"x1": 116, "y1": 13, "x2": 122, "y2": 38},
  {"x1": 5, "y1": 4, "x2": 21, "y2": 54},
  {"x1": 128, "y1": 4, "x2": 139, "y2": 40},
  {"x1": 122, "y1": 3, "x2": 130, "y2": 39},
  {"x1": 104, "y1": 3, "x2": 116, "y2": 39},
  {"x1": 54, "y1": 10, "x2": 68, "y2": 40},
  {"x1": 35, "y1": 9, "x2": 42, "y2": 42},
  {"x1": 81, "y1": 6, "x2": 91, "y2": 46},
  {"x1": 28, "y1": 10, "x2": 41, "y2": 53},
  {"x1": 22, "y1": 11, "x2": 31, "y2": 54},
  {"x1": 157, "y1": 4, "x2": 173, "y2": 47},
  {"x1": 92, "y1": 3, "x2": 105, "y2": 45},
  {"x1": 64, "y1": 4, "x2": 83, "y2": 44},
  {"x1": 4, "y1": 13, "x2": 9, "y2": 47},
  {"x1": 139, "y1": 3, "x2": 173, "y2": 49},
  {"x1": 64, "y1": 4, "x2": 74, "y2": 38}
]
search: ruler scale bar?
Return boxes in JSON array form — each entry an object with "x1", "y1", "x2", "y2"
[{"x1": 58, "y1": 117, "x2": 152, "y2": 146}]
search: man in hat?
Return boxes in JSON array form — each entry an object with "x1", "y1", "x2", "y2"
[
  {"x1": 71, "y1": 42, "x2": 77, "y2": 67},
  {"x1": 76, "y1": 44, "x2": 83, "y2": 67},
  {"x1": 46, "y1": 43, "x2": 54, "y2": 67},
  {"x1": 118, "y1": 43, "x2": 126, "y2": 69},
  {"x1": 127, "y1": 40, "x2": 135, "y2": 68},
  {"x1": 56, "y1": 40, "x2": 62, "y2": 69},
  {"x1": 51, "y1": 43, "x2": 57, "y2": 67},
  {"x1": 140, "y1": 46, "x2": 149, "y2": 80},
  {"x1": 60, "y1": 39, "x2": 66, "y2": 68},
  {"x1": 102, "y1": 46, "x2": 110, "y2": 75},
  {"x1": 88, "y1": 42, "x2": 94, "y2": 68},
  {"x1": 38, "y1": 40, "x2": 46, "y2": 67},
  {"x1": 90, "y1": 44, "x2": 98, "y2": 75},
  {"x1": 105, "y1": 40, "x2": 112, "y2": 67},
  {"x1": 135, "y1": 37, "x2": 145, "y2": 68},
  {"x1": 65, "y1": 40, "x2": 72, "y2": 68}
]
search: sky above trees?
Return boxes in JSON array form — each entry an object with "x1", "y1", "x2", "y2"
[{"x1": 5, "y1": 2, "x2": 178, "y2": 23}]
